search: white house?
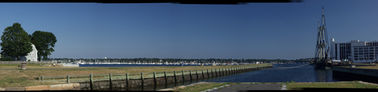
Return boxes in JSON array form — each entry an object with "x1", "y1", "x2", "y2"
[{"x1": 20, "y1": 44, "x2": 38, "y2": 62}]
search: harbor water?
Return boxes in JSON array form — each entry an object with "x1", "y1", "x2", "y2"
[{"x1": 206, "y1": 64, "x2": 334, "y2": 82}]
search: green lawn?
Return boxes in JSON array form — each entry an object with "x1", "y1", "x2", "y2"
[
  {"x1": 174, "y1": 82, "x2": 229, "y2": 92},
  {"x1": 173, "y1": 81, "x2": 378, "y2": 92},
  {"x1": 175, "y1": 81, "x2": 378, "y2": 92},
  {"x1": 286, "y1": 81, "x2": 378, "y2": 90},
  {"x1": 354, "y1": 64, "x2": 378, "y2": 70}
]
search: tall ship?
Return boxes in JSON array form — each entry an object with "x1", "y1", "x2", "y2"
[{"x1": 314, "y1": 7, "x2": 332, "y2": 69}]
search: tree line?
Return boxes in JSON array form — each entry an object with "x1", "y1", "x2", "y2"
[
  {"x1": 0, "y1": 23, "x2": 57, "y2": 61},
  {"x1": 50, "y1": 58, "x2": 311, "y2": 63}
]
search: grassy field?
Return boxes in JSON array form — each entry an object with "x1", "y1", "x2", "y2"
[
  {"x1": 173, "y1": 81, "x2": 378, "y2": 91},
  {"x1": 0, "y1": 63, "x2": 271, "y2": 87},
  {"x1": 354, "y1": 64, "x2": 378, "y2": 70},
  {"x1": 173, "y1": 82, "x2": 230, "y2": 92},
  {"x1": 286, "y1": 81, "x2": 378, "y2": 90}
]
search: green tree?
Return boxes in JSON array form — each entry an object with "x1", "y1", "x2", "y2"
[
  {"x1": 31, "y1": 31, "x2": 57, "y2": 61},
  {"x1": 1, "y1": 23, "x2": 32, "y2": 60}
]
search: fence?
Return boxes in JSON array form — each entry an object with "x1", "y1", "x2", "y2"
[
  {"x1": 0, "y1": 61, "x2": 55, "y2": 64},
  {"x1": 36, "y1": 65, "x2": 272, "y2": 91}
]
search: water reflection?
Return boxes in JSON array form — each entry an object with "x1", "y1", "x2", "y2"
[{"x1": 314, "y1": 69, "x2": 333, "y2": 82}]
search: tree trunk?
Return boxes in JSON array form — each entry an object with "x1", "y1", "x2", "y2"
[
  {"x1": 38, "y1": 56, "x2": 42, "y2": 61},
  {"x1": 43, "y1": 56, "x2": 48, "y2": 61},
  {"x1": 16, "y1": 56, "x2": 20, "y2": 61}
]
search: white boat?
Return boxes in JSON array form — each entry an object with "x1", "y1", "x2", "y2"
[{"x1": 63, "y1": 63, "x2": 79, "y2": 67}]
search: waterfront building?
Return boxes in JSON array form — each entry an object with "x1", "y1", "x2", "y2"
[{"x1": 331, "y1": 39, "x2": 378, "y2": 63}]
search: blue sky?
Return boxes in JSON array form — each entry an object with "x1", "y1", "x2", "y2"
[{"x1": 0, "y1": 0, "x2": 377, "y2": 59}]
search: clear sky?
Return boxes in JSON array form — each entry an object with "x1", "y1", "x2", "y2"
[{"x1": 0, "y1": 0, "x2": 377, "y2": 59}]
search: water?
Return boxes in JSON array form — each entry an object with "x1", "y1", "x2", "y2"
[{"x1": 206, "y1": 64, "x2": 334, "y2": 82}]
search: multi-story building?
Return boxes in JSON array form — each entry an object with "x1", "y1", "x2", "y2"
[{"x1": 330, "y1": 39, "x2": 378, "y2": 63}]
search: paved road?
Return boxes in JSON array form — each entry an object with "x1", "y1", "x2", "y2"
[{"x1": 210, "y1": 84, "x2": 282, "y2": 92}]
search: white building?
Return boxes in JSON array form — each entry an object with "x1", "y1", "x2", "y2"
[
  {"x1": 330, "y1": 40, "x2": 378, "y2": 63},
  {"x1": 20, "y1": 44, "x2": 38, "y2": 62}
]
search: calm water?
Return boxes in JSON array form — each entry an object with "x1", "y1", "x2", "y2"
[
  {"x1": 80, "y1": 63, "x2": 335, "y2": 82},
  {"x1": 206, "y1": 64, "x2": 334, "y2": 82}
]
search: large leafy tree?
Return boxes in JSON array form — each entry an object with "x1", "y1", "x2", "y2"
[
  {"x1": 31, "y1": 31, "x2": 57, "y2": 61},
  {"x1": 1, "y1": 23, "x2": 33, "y2": 60}
]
